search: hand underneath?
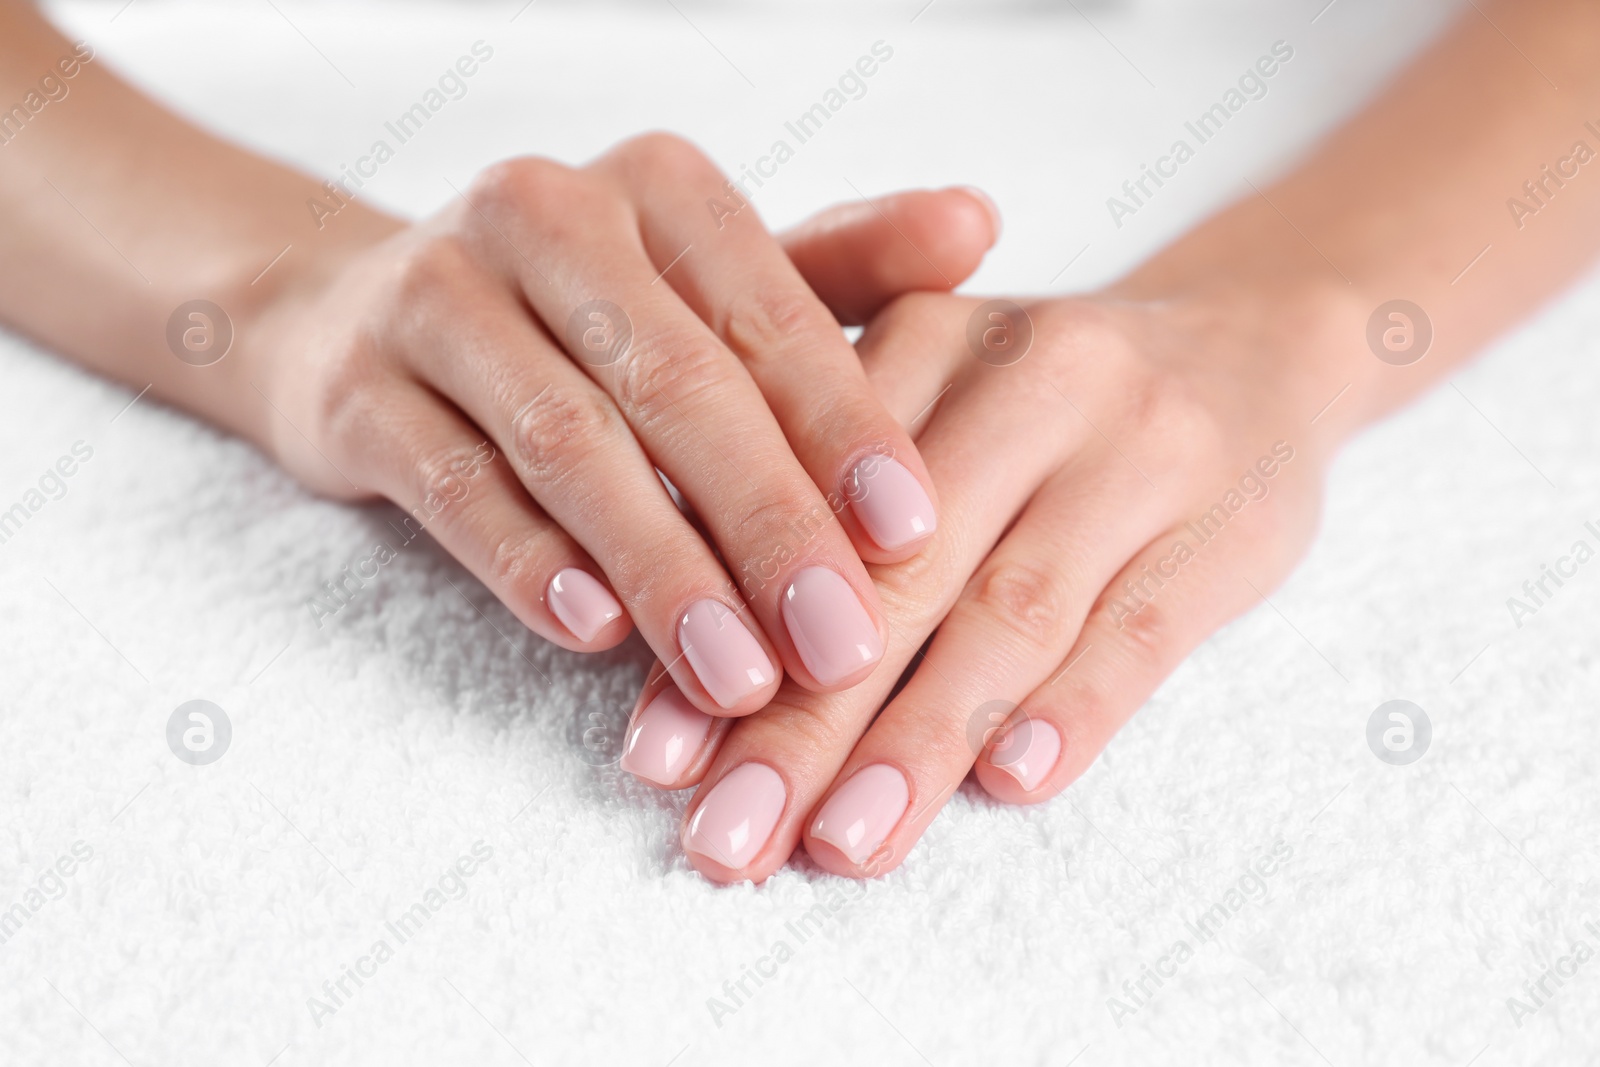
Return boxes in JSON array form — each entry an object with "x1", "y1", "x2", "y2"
[{"x1": 625, "y1": 260, "x2": 1369, "y2": 881}]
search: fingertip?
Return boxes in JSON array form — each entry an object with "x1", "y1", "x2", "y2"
[
  {"x1": 840, "y1": 450, "x2": 940, "y2": 562},
  {"x1": 799, "y1": 760, "x2": 913, "y2": 879},
  {"x1": 776, "y1": 565, "x2": 887, "y2": 694},
  {"x1": 975, "y1": 716, "x2": 1065, "y2": 804},
  {"x1": 801, "y1": 833, "x2": 901, "y2": 880},
  {"x1": 951, "y1": 185, "x2": 1002, "y2": 244},
  {"x1": 673, "y1": 598, "x2": 784, "y2": 717},
  {"x1": 681, "y1": 761, "x2": 790, "y2": 883},
  {"x1": 545, "y1": 567, "x2": 629, "y2": 645},
  {"x1": 878, "y1": 187, "x2": 997, "y2": 289},
  {"x1": 620, "y1": 681, "x2": 722, "y2": 789},
  {"x1": 569, "y1": 613, "x2": 634, "y2": 651}
]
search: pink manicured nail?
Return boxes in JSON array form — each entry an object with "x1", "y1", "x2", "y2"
[
  {"x1": 546, "y1": 568, "x2": 623, "y2": 641},
  {"x1": 810, "y1": 763, "x2": 909, "y2": 866},
  {"x1": 678, "y1": 600, "x2": 775, "y2": 708},
  {"x1": 780, "y1": 567, "x2": 884, "y2": 686},
  {"x1": 621, "y1": 685, "x2": 713, "y2": 787},
  {"x1": 848, "y1": 455, "x2": 937, "y2": 551},
  {"x1": 989, "y1": 717, "x2": 1061, "y2": 792},
  {"x1": 685, "y1": 762, "x2": 787, "y2": 870}
]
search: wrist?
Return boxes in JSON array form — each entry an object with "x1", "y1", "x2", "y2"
[
  {"x1": 1104, "y1": 204, "x2": 1389, "y2": 460},
  {"x1": 219, "y1": 205, "x2": 405, "y2": 450}
]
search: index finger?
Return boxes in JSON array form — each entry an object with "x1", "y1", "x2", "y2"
[{"x1": 595, "y1": 136, "x2": 945, "y2": 567}]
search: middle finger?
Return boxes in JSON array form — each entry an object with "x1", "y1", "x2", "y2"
[{"x1": 468, "y1": 156, "x2": 890, "y2": 696}]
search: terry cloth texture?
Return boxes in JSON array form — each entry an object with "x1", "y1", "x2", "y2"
[{"x1": 4, "y1": 1, "x2": 1599, "y2": 1064}]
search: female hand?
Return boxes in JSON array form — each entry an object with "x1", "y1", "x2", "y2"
[
  {"x1": 237, "y1": 134, "x2": 998, "y2": 718},
  {"x1": 620, "y1": 0, "x2": 1600, "y2": 880},
  {"x1": 623, "y1": 265, "x2": 1360, "y2": 879}
]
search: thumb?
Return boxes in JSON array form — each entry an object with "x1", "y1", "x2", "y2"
[{"x1": 779, "y1": 186, "x2": 1000, "y2": 325}]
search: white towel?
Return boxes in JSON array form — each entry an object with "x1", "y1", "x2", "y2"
[{"x1": 6, "y1": 1, "x2": 1598, "y2": 1063}]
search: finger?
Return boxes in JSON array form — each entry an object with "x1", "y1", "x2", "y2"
[
  {"x1": 599, "y1": 135, "x2": 943, "y2": 567},
  {"x1": 668, "y1": 381, "x2": 1078, "y2": 881},
  {"x1": 800, "y1": 458, "x2": 1170, "y2": 876},
  {"x1": 778, "y1": 187, "x2": 1001, "y2": 325},
  {"x1": 618, "y1": 663, "x2": 727, "y2": 789},
  {"x1": 468, "y1": 150, "x2": 889, "y2": 694},
  {"x1": 853, "y1": 291, "x2": 985, "y2": 433},
  {"x1": 335, "y1": 378, "x2": 630, "y2": 652},
  {"x1": 394, "y1": 247, "x2": 781, "y2": 716},
  {"x1": 976, "y1": 488, "x2": 1311, "y2": 804}
]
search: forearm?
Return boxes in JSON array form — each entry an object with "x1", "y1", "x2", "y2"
[
  {"x1": 1114, "y1": 0, "x2": 1600, "y2": 444},
  {"x1": 0, "y1": 0, "x2": 399, "y2": 442}
]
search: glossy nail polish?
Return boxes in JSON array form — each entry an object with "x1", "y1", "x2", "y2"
[
  {"x1": 685, "y1": 762, "x2": 787, "y2": 871},
  {"x1": 621, "y1": 685, "x2": 713, "y2": 787},
  {"x1": 780, "y1": 567, "x2": 884, "y2": 686},
  {"x1": 848, "y1": 455, "x2": 937, "y2": 551},
  {"x1": 546, "y1": 568, "x2": 624, "y2": 641},
  {"x1": 677, "y1": 599, "x2": 775, "y2": 708},
  {"x1": 989, "y1": 717, "x2": 1061, "y2": 792},
  {"x1": 810, "y1": 763, "x2": 909, "y2": 866}
]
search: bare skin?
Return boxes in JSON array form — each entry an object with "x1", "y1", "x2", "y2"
[
  {"x1": 0, "y1": 2, "x2": 995, "y2": 722},
  {"x1": 642, "y1": 0, "x2": 1600, "y2": 882},
  {"x1": 2, "y1": 1, "x2": 1596, "y2": 882}
]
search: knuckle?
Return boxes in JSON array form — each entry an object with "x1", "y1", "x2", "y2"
[
  {"x1": 720, "y1": 287, "x2": 834, "y2": 365},
  {"x1": 1103, "y1": 584, "x2": 1173, "y2": 669},
  {"x1": 969, "y1": 560, "x2": 1072, "y2": 650},
  {"x1": 469, "y1": 156, "x2": 575, "y2": 217},
  {"x1": 410, "y1": 442, "x2": 483, "y2": 508},
  {"x1": 509, "y1": 385, "x2": 618, "y2": 487},
  {"x1": 389, "y1": 236, "x2": 479, "y2": 320},
  {"x1": 313, "y1": 347, "x2": 388, "y2": 456},
  {"x1": 728, "y1": 485, "x2": 823, "y2": 546},
  {"x1": 611, "y1": 333, "x2": 727, "y2": 424},
  {"x1": 618, "y1": 131, "x2": 717, "y2": 179},
  {"x1": 484, "y1": 523, "x2": 545, "y2": 601},
  {"x1": 1131, "y1": 378, "x2": 1218, "y2": 460}
]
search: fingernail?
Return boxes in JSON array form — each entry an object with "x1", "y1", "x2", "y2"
[
  {"x1": 678, "y1": 599, "x2": 776, "y2": 708},
  {"x1": 781, "y1": 566, "x2": 884, "y2": 686},
  {"x1": 810, "y1": 763, "x2": 909, "y2": 866},
  {"x1": 989, "y1": 717, "x2": 1061, "y2": 792},
  {"x1": 621, "y1": 684, "x2": 713, "y2": 787},
  {"x1": 685, "y1": 762, "x2": 787, "y2": 871},
  {"x1": 955, "y1": 184, "x2": 1002, "y2": 240},
  {"x1": 847, "y1": 455, "x2": 937, "y2": 551},
  {"x1": 546, "y1": 568, "x2": 624, "y2": 641}
]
